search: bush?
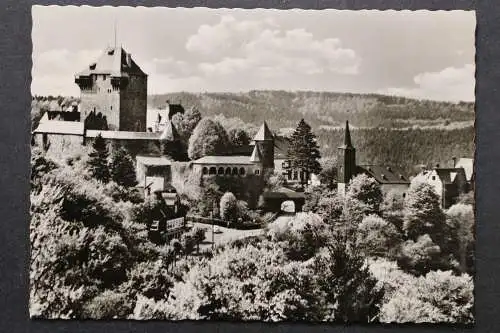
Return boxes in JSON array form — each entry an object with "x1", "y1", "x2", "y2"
[
  {"x1": 82, "y1": 290, "x2": 133, "y2": 319},
  {"x1": 220, "y1": 192, "x2": 238, "y2": 224},
  {"x1": 356, "y1": 215, "x2": 401, "y2": 258}
]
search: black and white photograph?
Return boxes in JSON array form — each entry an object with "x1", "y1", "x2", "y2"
[{"x1": 30, "y1": 6, "x2": 475, "y2": 323}]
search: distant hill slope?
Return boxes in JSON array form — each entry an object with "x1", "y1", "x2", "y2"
[{"x1": 148, "y1": 90, "x2": 474, "y2": 130}]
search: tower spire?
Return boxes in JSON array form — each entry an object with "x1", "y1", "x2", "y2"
[{"x1": 344, "y1": 120, "x2": 353, "y2": 148}]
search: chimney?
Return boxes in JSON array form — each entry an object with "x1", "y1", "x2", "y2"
[
  {"x1": 452, "y1": 156, "x2": 457, "y2": 167},
  {"x1": 435, "y1": 163, "x2": 440, "y2": 168}
]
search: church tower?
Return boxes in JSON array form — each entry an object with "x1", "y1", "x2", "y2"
[
  {"x1": 337, "y1": 121, "x2": 356, "y2": 194},
  {"x1": 75, "y1": 46, "x2": 148, "y2": 132},
  {"x1": 251, "y1": 122, "x2": 275, "y2": 169}
]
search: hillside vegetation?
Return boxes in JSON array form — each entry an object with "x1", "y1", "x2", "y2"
[{"x1": 148, "y1": 90, "x2": 474, "y2": 130}]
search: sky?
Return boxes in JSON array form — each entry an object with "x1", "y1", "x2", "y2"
[{"x1": 32, "y1": 6, "x2": 476, "y2": 102}]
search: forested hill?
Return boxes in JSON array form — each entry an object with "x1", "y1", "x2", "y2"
[{"x1": 148, "y1": 91, "x2": 474, "y2": 130}]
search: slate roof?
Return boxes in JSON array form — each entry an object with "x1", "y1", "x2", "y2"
[
  {"x1": 252, "y1": 122, "x2": 274, "y2": 141},
  {"x1": 455, "y1": 158, "x2": 473, "y2": 182},
  {"x1": 192, "y1": 155, "x2": 253, "y2": 165},
  {"x1": 339, "y1": 120, "x2": 354, "y2": 149},
  {"x1": 167, "y1": 103, "x2": 185, "y2": 120},
  {"x1": 434, "y1": 168, "x2": 466, "y2": 184},
  {"x1": 274, "y1": 136, "x2": 290, "y2": 159},
  {"x1": 33, "y1": 121, "x2": 85, "y2": 135},
  {"x1": 75, "y1": 46, "x2": 146, "y2": 77},
  {"x1": 86, "y1": 130, "x2": 160, "y2": 140},
  {"x1": 357, "y1": 165, "x2": 410, "y2": 184},
  {"x1": 263, "y1": 187, "x2": 305, "y2": 199},
  {"x1": 250, "y1": 144, "x2": 262, "y2": 163},
  {"x1": 136, "y1": 155, "x2": 172, "y2": 166}
]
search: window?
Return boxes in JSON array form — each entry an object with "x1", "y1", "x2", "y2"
[
  {"x1": 202, "y1": 167, "x2": 208, "y2": 175},
  {"x1": 232, "y1": 167, "x2": 238, "y2": 175},
  {"x1": 209, "y1": 167, "x2": 217, "y2": 175},
  {"x1": 239, "y1": 167, "x2": 246, "y2": 176},
  {"x1": 402, "y1": 193, "x2": 406, "y2": 198},
  {"x1": 110, "y1": 105, "x2": 112, "y2": 110},
  {"x1": 218, "y1": 167, "x2": 225, "y2": 175},
  {"x1": 225, "y1": 167, "x2": 231, "y2": 175},
  {"x1": 287, "y1": 170, "x2": 292, "y2": 180},
  {"x1": 293, "y1": 171, "x2": 298, "y2": 180},
  {"x1": 432, "y1": 176, "x2": 436, "y2": 180},
  {"x1": 255, "y1": 169, "x2": 260, "y2": 175}
]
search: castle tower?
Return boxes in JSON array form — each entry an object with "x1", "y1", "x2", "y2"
[
  {"x1": 337, "y1": 121, "x2": 356, "y2": 194},
  {"x1": 251, "y1": 122, "x2": 274, "y2": 169},
  {"x1": 75, "y1": 46, "x2": 148, "y2": 132},
  {"x1": 250, "y1": 143, "x2": 264, "y2": 175}
]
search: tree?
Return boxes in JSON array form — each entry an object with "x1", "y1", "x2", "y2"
[
  {"x1": 379, "y1": 270, "x2": 474, "y2": 323},
  {"x1": 346, "y1": 174, "x2": 383, "y2": 215},
  {"x1": 220, "y1": 192, "x2": 238, "y2": 224},
  {"x1": 110, "y1": 148, "x2": 137, "y2": 188},
  {"x1": 403, "y1": 182, "x2": 447, "y2": 245},
  {"x1": 171, "y1": 106, "x2": 202, "y2": 143},
  {"x1": 319, "y1": 157, "x2": 337, "y2": 190},
  {"x1": 397, "y1": 234, "x2": 449, "y2": 276},
  {"x1": 87, "y1": 134, "x2": 110, "y2": 183},
  {"x1": 356, "y1": 215, "x2": 401, "y2": 258},
  {"x1": 228, "y1": 128, "x2": 250, "y2": 147},
  {"x1": 286, "y1": 119, "x2": 322, "y2": 186},
  {"x1": 313, "y1": 234, "x2": 385, "y2": 322},
  {"x1": 188, "y1": 118, "x2": 230, "y2": 160},
  {"x1": 446, "y1": 204, "x2": 474, "y2": 273}
]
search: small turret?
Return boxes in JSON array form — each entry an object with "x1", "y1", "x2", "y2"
[{"x1": 252, "y1": 122, "x2": 274, "y2": 169}]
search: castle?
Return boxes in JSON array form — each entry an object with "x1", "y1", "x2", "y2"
[{"x1": 75, "y1": 46, "x2": 148, "y2": 132}]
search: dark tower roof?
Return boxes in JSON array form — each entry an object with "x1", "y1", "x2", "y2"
[
  {"x1": 75, "y1": 46, "x2": 147, "y2": 77},
  {"x1": 253, "y1": 121, "x2": 274, "y2": 141},
  {"x1": 339, "y1": 120, "x2": 354, "y2": 149}
]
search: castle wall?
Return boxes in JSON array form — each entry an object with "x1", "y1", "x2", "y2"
[
  {"x1": 79, "y1": 74, "x2": 121, "y2": 130},
  {"x1": 33, "y1": 133, "x2": 85, "y2": 161},
  {"x1": 120, "y1": 74, "x2": 147, "y2": 132}
]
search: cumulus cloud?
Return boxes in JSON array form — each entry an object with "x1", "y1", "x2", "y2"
[
  {"x1": 142, "y1": 57, "x2": 194, "y2": 78},
  {"x1": 380, "y1": 64, "x2": 475, "y2": 102},
  {"x1": 32, "y1": 48, "x2": 102, "y2": 95},
  {"x1": 186, "y1": 15, "x2": 360, "y2": 78}
]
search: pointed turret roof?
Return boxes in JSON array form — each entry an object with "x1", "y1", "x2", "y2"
[
  {"x1": 250, "y1": 143, "x2": 263, "y2": 163},
  {"x1": 160, "y1": 121, "x2": 180, "y2": 141},
  {"x1": 253, "y1": 121, "x2": 274, "y2": 141},
  {"x1": 339, "y1": 120, "x2": 354, "y2": 149}
]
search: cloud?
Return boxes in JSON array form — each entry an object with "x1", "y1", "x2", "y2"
[
  {"x1": 142, "y1": 57, "x2": 194, "y2": 78},
  {"x1": 380, "y1": 64, "x2": 475, "y2": 102},
  {"x1": 32, "y1": 48, "x2": 102, "y2": 96},
  {"x1": 186, "y1": 15, "x2": 361, "y2": 79}
]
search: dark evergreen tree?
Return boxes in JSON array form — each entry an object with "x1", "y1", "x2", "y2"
[
  {"x1": 110, "y1": 148, "x2": 137, "y2": 188},
  {"x1": 228, "y1": 128, "x2": 250, "y2": 147},
  {"x1": 87, "y1": 134, "x2": 110, "y2": 183},
  {"x1": 286, "y1": 119, "x2": 322, "y2": 186}
]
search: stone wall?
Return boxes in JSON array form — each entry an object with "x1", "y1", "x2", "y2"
[
  {"x1": 32, "y1": 133, "x2": 85, "y2": 161},
  {"x1": 79, "y1": 74, "x2": 121, "y2": 130},
  {"x1": 120, "y1": 74, "x2": 147, "y2": 132}
]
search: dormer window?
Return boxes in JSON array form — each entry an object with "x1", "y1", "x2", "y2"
[{"x1": 89, "y1": 63, "x2": 96, "y2": 70}]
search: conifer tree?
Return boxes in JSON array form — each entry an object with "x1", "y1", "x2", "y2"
[
  {"x1": 286, "y1": 119, "x2": 322, "y2": 186},
  {"x1": 110, "y1": 147, "x2": 137, "y2": 187},
  {"x1": 87, "y1": 134, "x2": 110, "y2": 183}
]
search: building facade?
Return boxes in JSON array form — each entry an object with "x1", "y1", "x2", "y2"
[{"x1": 75, "y1": 46, "x2": 148, "y2": 132}]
